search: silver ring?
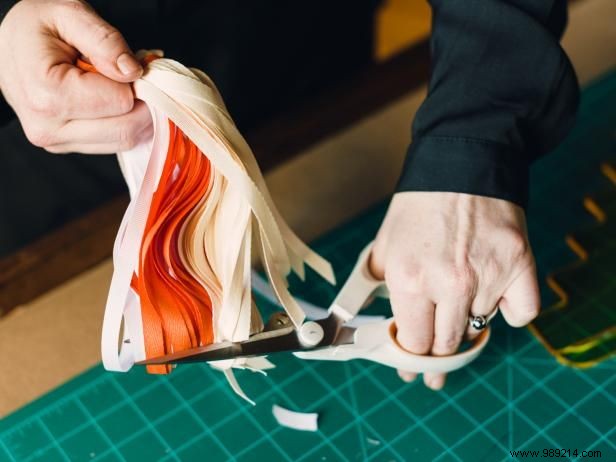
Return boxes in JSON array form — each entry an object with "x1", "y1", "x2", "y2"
[{"x1": 469, "y1": 315, "x2": 488, "y2": 331}]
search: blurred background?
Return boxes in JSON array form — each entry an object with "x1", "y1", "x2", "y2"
[{"x1": 0, "y1": 0, "x2": 432, "y2": 258}]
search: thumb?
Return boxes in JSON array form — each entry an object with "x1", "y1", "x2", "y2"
[
  {"x1": 52, "y1": 1, "x2": 142, "y2": 82},
  {"x1": 499, "y1": 261, "x2": 541, "y2": 327}
]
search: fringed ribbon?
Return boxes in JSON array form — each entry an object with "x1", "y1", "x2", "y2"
[{"x1": 82, "y1": 51, "x2": 335, "y2": 398}]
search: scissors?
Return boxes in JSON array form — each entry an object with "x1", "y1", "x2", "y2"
[{"x1": 137, "y1": 243, "x2": 491, "y2": 373}]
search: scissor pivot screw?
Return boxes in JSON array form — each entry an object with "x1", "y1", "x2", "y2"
[{"x1": 298, "y1": 321, "x2": 324, "y2": 347}]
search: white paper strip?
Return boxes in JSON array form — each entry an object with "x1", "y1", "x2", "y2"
[
  {"x1": 272, "y1": 405, "x2": 318, "y2": 432},
  {"x1": 223, "y1": 369, "x2": 255, "y2": 406},
  {"x1": 251, "y1": 270, "x2": 384, "y2": 327}
]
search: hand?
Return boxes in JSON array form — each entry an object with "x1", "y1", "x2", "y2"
[
  {"x1": 370, "y1": 192, "x2": 540, "y2": 389},
  {"x1": 0, "y1": 0, "x2": 152, "y2": 154}
]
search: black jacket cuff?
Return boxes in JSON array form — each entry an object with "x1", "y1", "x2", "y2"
[{"x1": 396, "y1": 136, "x2": 530, "y2": 209}]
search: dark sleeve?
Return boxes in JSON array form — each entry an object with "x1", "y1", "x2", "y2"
[{"x1": 396, "y1": 0, "x2": 579, "y2": 208}]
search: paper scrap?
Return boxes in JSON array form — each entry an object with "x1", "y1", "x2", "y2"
[
  {"x1": 223, "y1": 369, "x2": 255, "y2": 406},
  {"x1": 272, "y1": 404, "x2": 319, "y2": 432}
]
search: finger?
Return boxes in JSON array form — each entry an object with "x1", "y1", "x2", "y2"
[
  {"x1": 397, "y1": 370, "x2": 417, "y2": 383},
  {"x1": 52, "y1": 1, "x2": 142, "y2": 81},
  {"x1": 390, "y1": 293, "x2": 435, "y2": 382},
  {"x1": 391, "y1": 294, "x2": 435, "y2": 354},
  {"x1": 499, "y1": 262, "x2": 541, "y2": 327},
  {"x1": 45, "y1": 143, "x2": 116, "y2": 155},
  {"x1": 41, "y1": 63, "x2": 135, "y2": 119},
  {"x1": 424, "y1": 296, "x2": 470, "y2": 390},
  {"x1": 46, "y1": 125, "x2": 153, "y2": 154},
  {"x1": 47, "y1": 102, "x2": 153, "y2": 154},
  {"x1": 45, "y1": 126, "x2": 152, "y2": 154}
]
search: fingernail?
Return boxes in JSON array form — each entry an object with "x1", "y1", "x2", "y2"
[
  {"x1": 117, "y1": 53, "x2": 142, "y2": 75},
  {"x1": 398, "y1": 371, "x2": 416, "y2": 383},
  {"x1": 426, "y1": 376, "x2": 445, "y2": 390}
]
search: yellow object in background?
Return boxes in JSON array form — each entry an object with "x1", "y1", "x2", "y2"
[{"x1": 374, "y1": 0, "x2": 432, "y2": 61}]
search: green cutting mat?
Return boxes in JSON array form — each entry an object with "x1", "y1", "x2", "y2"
[
  {"x1": 530, "y1": 164, "x2": 615, "y2": 367},
  {"x1": 1, "y1": 71, "x2": 616, "y2": 462}
]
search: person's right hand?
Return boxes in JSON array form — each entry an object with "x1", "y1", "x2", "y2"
[{"x1": 0, "y1": 0, "x2": 152, "y2": 154}]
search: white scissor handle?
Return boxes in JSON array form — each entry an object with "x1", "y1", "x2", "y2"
[
  {"x1": 328, "y1": 243, "x2": 386, "y2": 322},
  {"x1": 295, "y1": 317, "x2": 490, "y2": 373}
]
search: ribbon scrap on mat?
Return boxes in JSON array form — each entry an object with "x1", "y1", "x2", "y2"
[{"x1": 82, "y1": 50, "x2": 335, "y2": 401}]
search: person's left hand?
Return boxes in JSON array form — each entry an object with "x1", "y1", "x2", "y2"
[
  {"x1": 0, "y1": 0, "x2": 150, "y2": 154},
  {"x1": 369, "y1": 191, "x2": 540, "y2": 389}
]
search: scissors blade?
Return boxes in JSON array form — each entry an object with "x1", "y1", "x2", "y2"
[{"x1": 137, "y1": 315, "x2": 343, "y2": 365}]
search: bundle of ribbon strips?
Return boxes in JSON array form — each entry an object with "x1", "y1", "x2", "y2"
[{"x1": 91, "y1": 51, "x2": 335, "y2": 401}]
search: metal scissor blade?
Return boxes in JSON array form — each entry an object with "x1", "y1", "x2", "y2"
[
  {"x1": 136, "y1": 315, "x2": 342, "y2": 366},
  {"x1": 137, "y1": 326, "x2": 298, "y2": 365}
]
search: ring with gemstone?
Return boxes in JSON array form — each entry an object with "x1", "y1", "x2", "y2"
[{"x1": 469, "y1": 315, "x2": 489, "y2": 331}]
